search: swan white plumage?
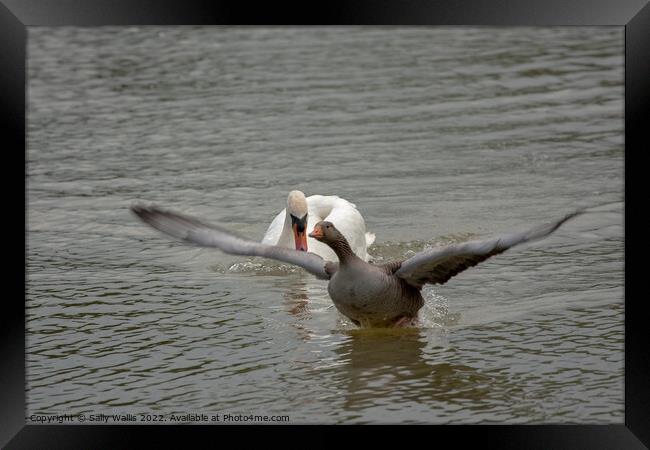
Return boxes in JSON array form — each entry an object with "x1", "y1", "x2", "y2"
[{"x1": 261, "y1": 191, "x2": 375, "y2": 262}]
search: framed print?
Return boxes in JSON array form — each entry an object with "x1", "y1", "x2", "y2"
[{"x1": 1, "y1": 0, "x2": 648, "y2": 448}]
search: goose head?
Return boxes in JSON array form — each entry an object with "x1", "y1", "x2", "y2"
[
  {"x1": 308, "y1": 221, "x2": 343, "y2": 245},
  {"x1": 287, "y1": 190, "x2": 308, "y2": 251}
]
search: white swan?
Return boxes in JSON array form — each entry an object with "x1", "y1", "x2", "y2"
[{"x1": 261, "y1": 191, "x2": 375, "y2": 262}]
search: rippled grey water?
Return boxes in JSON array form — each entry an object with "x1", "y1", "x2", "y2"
[{"x1": 27, "y1": 27, "x2": 623, "y2": 424}]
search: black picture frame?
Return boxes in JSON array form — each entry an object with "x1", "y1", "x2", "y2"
[{"x1": 2, "y1": 1, "x2": 647, "y2": 448}]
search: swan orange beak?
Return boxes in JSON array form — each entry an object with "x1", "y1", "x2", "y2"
[
  {"x1": 293, "y1": 223, "x2": 308, "y2": 251},
  {"x1": 290, "y1": 214, "x2": 308, "y2": 251},
  {"x1": 309, "y1": 225, "x2": 324, "y2": 240}
]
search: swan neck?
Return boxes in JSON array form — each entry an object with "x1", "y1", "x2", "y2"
[{"x1": 278, "y1": 212, "x2": 294, "y2": 247}]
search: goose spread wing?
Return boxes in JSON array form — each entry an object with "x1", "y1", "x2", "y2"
[
  {"x1": 394, "y1": 211, "x2": 581, "y2": 288},
  {"x1": 131, "y1": 205, "x2": 335, "y2": 280}
]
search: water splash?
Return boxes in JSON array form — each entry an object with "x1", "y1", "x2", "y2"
[
  {"x1": 210, "y1": 260, "x2": 304, "y2": 276},
  {"x1": 419, "y1": 288, "x2": 461, "y2": 329}
]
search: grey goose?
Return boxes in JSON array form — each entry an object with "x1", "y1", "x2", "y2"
[{"x1": 131, "y1": 204, "x2": 580, "y2": 328}]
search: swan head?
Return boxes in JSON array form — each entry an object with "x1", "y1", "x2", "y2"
[
  {"x1": 308, "y1": 221, "x2": 342, "y2": 244},
  {"x1": 287, "y1": 190, "x2": 308, "y2": 252}
]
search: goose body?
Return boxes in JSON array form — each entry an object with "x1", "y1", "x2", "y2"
[
  {"x1": 132, "y1": 204, "x2": 581, "y2": 328},
  {"x1": 327, "y1": 258, "x2": 423, "y2": 327},
  {"x1": 261, "y1": 192, "x2": 375, "y2": 262}
]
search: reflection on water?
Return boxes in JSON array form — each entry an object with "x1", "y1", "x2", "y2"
[
  {"x1": 27, "y1": 27, "x2": 623, "y2": 423},
  {"x1": 323, "y1": 327, "x2": 529, "y2": 423},
  {"x1": 283, "y1": 283, "x2": 311, "y2": 319}
]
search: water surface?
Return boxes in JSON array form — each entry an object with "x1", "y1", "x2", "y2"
[{"x1": 27, "y1": 27, "x2": 623, "y2": 423}]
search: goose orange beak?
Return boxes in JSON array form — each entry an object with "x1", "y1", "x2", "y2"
[{"x1": 309, "y1": 225, "x2": 324, "y2": 240}]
